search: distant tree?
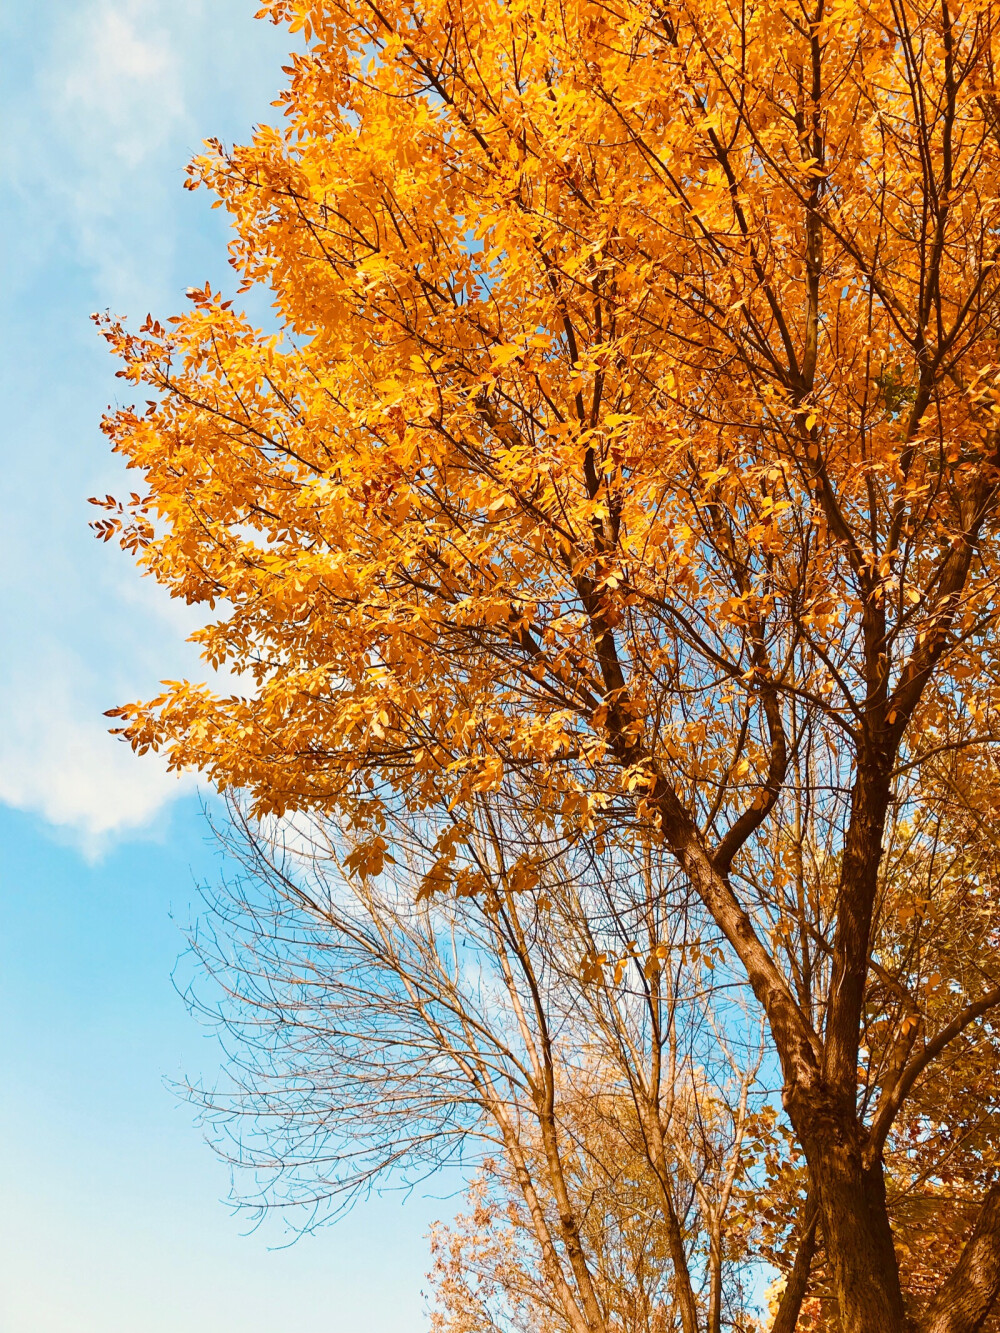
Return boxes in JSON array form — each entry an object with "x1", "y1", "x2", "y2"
[
  {"x1": 192, "y1": 800, "x2": 764, "y2": 1333},
  {"x1": 427, "y1": 1125, "x2": 760, "y2": 1333},
  {"x1": 98, "y1": 0, "x2": 1000, "y2": 1328}
]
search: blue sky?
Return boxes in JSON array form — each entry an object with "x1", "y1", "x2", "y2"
[{"x1": 0, "y1": 3, "x2": 444, "y2": 1327}]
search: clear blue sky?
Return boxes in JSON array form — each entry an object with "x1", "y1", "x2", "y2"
[{"x1": 0, "y1": 4, "x2": 447, "y2": 1328}]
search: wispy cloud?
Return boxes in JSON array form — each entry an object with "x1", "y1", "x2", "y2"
[
  {"x1": 0, "y1": 0, "x2": 292, "y2": 852},
  {"x1": 0, "y1": 653, "x2": 195, "y2": 857},
  {"x1": 58, "y1": 1, "x2": 186, "y2": 164},
  {"x1": 2, "y1": 1, "x2": 205, "y2": 849},
  {"x1": 33, "y1": 0, "x2": 195, "y2": 305}
]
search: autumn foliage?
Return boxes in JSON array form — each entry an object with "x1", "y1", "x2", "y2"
[{"x1": 96, "y1": 0, "x2": 1000, "y2": 1329}]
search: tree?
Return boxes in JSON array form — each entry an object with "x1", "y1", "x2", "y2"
[
  {"x1": 760, "y1": 788, "x2": 1000, "y2": 1333},
  {"x1": 97, "y1": 0, "x2": 1000, "y2": 1328},
  {"x1": 427, "y1": 1137, "x2": 760, "y2": 1333},
  {"x1": 190, "y1": 799, "x2": 765, "y2": 1333}
]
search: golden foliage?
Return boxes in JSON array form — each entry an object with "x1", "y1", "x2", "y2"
[
  {"x1": 99, "y1": 0, "x2": 1000, "y2": 833},
  {"x1": 97, "y1": 1, "x2": 1000, "y2": 1328}
]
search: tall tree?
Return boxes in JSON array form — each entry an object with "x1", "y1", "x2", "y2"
[{"x1": 97, "y1": 0, "x2": 1000, "y2": 1329}]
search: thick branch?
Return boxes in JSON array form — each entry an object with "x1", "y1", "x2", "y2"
[
  {"x1": 923, "y1": 1182, "x2": 1000, "y2": 1333},
  {"x1": 866, "y1": 985, "x2": 1000, "y2": 1163},
  {"x1": 822, "y1": 759, "x2": 894, "y2": 1100},
  {"x1": 650, "y1": 773, "x2": 823, "y2": 1090}
]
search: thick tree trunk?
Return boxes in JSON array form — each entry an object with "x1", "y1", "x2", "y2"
[
  {"x1": 788, "y1": 1092, "x2": 906, "y2": 1333},
  {"x1": 815, "y1": 1158, "x2": 905, "y2": 1333}
]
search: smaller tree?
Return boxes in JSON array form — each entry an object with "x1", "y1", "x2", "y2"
[
  {"x1": 187, "y1": 793, "x2": 769, "y2": 1333},
  {"x1": 428, "y1": 1133, "x2": 760, "y2": 1333}
]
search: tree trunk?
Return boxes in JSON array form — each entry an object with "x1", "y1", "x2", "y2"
[{"x1": 788, "y1": 1092, "x2": 906, "y2": 1333}]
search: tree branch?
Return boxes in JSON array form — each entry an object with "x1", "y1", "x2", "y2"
[
  {"x1": 923, "y1": 1182, "x2": 1000, "y2": 1333},
  {"x1": 769, "y1": 1192, "x2": 819, "y2": 1333},
  {"x1": 866, "y1": 985, "x2": 1000, "y2": 1164}
]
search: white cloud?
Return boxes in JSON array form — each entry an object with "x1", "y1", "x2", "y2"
[
  {"x1": 0, "y1": 655, "x2": 196, "y2": 857},
  {"x1": 39, "y1": 0, "x2": 194, "y2": 304},
  {"x1": 59, "y1": 1, "x2": 185, "y2": 165},
  {"x1": 0, "y1": 0, "x2": 198, "y2": 851},
  {"x1": 0, "y1": 0, "x2": 292, "y2": 852}
]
